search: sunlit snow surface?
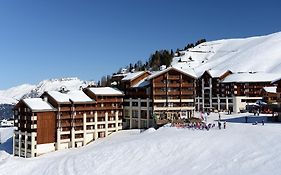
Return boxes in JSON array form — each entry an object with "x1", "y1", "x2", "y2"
[
  {"x1": 172, "y1": 32, "x2": 281, "y2": 77},
  {"x1": 0, "y1": 113, "x2": 281, "y2": 175}
]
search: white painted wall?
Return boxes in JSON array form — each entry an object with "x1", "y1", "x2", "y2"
[{"x1": 37, "y1": 143, "x2": 55, "y2": 155}]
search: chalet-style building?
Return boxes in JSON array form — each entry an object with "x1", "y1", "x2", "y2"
[
  {"x1": 149, "y1": 67, "x2": 197, "y2": 123},
  {"x1": 122, "y1": 67, "x2": 197, "y2": 128},
  {"x1": 196, "y1": 70, "x2": 281, "y2": 113},
  {"x1": 221, "y1": 72, "x2": 280, "y2": 113},
  {"x1": 13, "y1": 87, "x2": 124, "y2": 158}
]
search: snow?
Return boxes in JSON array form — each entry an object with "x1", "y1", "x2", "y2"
[
  {"x1": 46, "y1": 91, "x2": 70, "y2": 103},
  {"x1": 23, "y1": 98, "x2": 55, "y2": 111},
  {"x1": 122, "y1": 71, "x2": 145, "y2": 81},
  {"x1": 263, "y1": 86, "x2": 277, "y2": 93},
  {"x1": 67, "y1": 91, "x2": 93, "y2": 103},
  {"x1": 1, "y1": 113, "x2": 281, "y2": 175},
  {"x1": 222, "y1": 72, "x2": 280, "y2": 83},
  {"x1": 0, "y1": 77, "x2": 92, "y2": 105},
  {"x1": 207, "y1": 69, "x2": 230, "y2": 78},
  {"x1": 172, "y1": 32, "x2": 281, "y2": 77},
  {"x1": 0, "y1": 84, "x2": 36, "y2": 104},
  {"x1": 88, "y1": 87, "x2": 124, "y2": 96},
  {"x1": 0, "y1": 127, "x2": 15, "y2": 154},
  {"x1": 47, "y1": 90, "x2": 93, "y2": 103}
]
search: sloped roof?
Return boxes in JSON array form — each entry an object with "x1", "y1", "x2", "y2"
[
  {"x1": 147, "y1": 66, "x2": 197, "y2": 80},
  {"x1": 263, "y1": 86, "x2": 277, "y2": 93},
  {"x1": 206, "y1": 69, "x2": 231, "y2": 78},
  {"x1": 122, "y1": 71, "x2": 149, "y2": 81},
  {"x1": 23, "y1": 98, "x2": 55, "y2": 112},
  {"x1": 132, "y1": 79, "x2": 151, "y2": 88},
  {"x1": 46, "y1": 90, "x2": 94, "y2": 104},
  {"x1": 88, "y1": 87, "x2": 124, "y2": 96},
  {"x1": 222, "y1": 72, "x2": 281, "y2": 83}
]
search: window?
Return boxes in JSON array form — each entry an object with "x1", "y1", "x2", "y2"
[
  {"x1": 132, "y1": 110, "x2": 138, "y2": 118},
  {"x1": 124, "y1": 109, "x2": 130, "y2": 117}
]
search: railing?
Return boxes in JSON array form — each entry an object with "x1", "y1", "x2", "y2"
[
  {"x1": 154, "y1": 91, "x2": 166, "y2": 95},
  {"x1": 167, "y1": 91, "x2": 180, "y2": 95},
  {"x1": 167, "y1": 75, "x2": 180, "y2": 80},
  {"x1": 181, "y1": 91, "x2": 194, "y2": 95},
  {"x1": 98, "y1": 98, "x2": 123, "y2": 103},
  {"x1": 182, "y1": 83, "x2": 194, "y2": 87},
  {"x1": 154, "y1": 83, "x2": 166, "y2": 87},
  {"x1": 167, "y1": 83, "x2": 180, "y2": 88}
]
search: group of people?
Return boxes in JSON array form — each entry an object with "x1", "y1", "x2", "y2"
[{"x1": 173, "y1": 121, "x2": 227, "y2": 131}]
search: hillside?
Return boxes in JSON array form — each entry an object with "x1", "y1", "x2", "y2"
[
  {"x1": 0, "y1": 77, "x2": 93, "y2": 118},
  {"x1": 172, "y1": 32, "x2": 281, "y2": 76},
  {"x1": 0, "y1": 113, "x2": 281, "y2": 175}
]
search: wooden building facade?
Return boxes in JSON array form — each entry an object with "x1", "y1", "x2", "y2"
[{"x1": 14, "y1": 87, "x2": 124, "y2": 158}]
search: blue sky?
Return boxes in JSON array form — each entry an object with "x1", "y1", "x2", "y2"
[{"x1": 0, "y1": 0, "x2": 281, "y2": 89}]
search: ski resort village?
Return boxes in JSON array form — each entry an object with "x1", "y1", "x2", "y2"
[{"x1": 0, "y1": 31, "x2": 280, "y2": 174}]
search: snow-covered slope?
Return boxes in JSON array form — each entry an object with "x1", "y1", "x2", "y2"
[
  {"x1": 0, "y1": 77, "x2": 94, "y2": 119},
  {"x1": 0, "y1": 84, "x2": 36, "y2": 104},
  {"x1": 0, "y1": 77, "x2": 92, "y2": 105},
  {"x1": 172, "y1": 32, "x2": 281, "y2": 76},
  {"x1": 0, "y1": 113, "x2": 281, "y2": 175}
]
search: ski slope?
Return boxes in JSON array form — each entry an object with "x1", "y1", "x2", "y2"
[
  {"x1": 172, "y1": 32, "x2": 281, "y2": 76},
  {"x1": 0, "y1": 113, "x2": 281, "y2": 175}
]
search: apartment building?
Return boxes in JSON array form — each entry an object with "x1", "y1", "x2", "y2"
[
  {"x1": 149, "y1": 67, "x2": 197, "y2": 123},
  {"x1": 122, "y1": 67, "x2": 197, "y2": 128},
  {"x1": 196, "y1": 69, "x2": 232, "y2": 111},
  {"x1": 13, "y1": 87, "x2": 124, "y2": 158},
  {"x1": 121, "y1": 71, "x2": 154, "y2": 129}
]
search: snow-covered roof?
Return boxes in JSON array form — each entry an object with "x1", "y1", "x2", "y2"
[
  {"x1": 263, "y1": 86, "x2": 277, "y2": 94},
  {"x1": 122, "y1": 71, "x2": 146, "y2": 81},
  {"x1": 147, "y1": 66, "x2": 197, "y2": 80},
  {"x1": 112, "y1": 73, "x2": 128, "y2": 78},
  {"x1": 88, "y1": 87, "x2": 124, "y2": 96},
  {"x1": 23, "y1": 98, "x2": 55, "y2": 112},
  {"x1": 206, "y1": 69, "x2": 231, "y2": 78},
  {"x1": 67, "y1": 91, "x2": 93, "y2": 103},
  {"x1": 222, "y1": 72, "x2": 281, "y2": 83},
  {"x1": 47, "y1": 91, "x2": 70, "y2": 103},
  {"x1": 46, "y1": 90, "x2": 94, "y2": 103}
]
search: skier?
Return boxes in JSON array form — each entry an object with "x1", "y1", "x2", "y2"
[
  {"x1": 223, "y1": 121, "x2": 226, "y2": 129},
  {"x1": 262, "y1": 119, "x2": 265, "y2": 125}
]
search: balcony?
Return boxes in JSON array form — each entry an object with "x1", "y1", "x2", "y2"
[
  {"x1": 167, "y1": 91, "x2": 180, "y2": 95},
  {"x1": 154, "y1": 83, "x2": 166, "y2": 87},
  {"x1": 98, "y1": 98, "x2": 123, "y2": 103},
  {"x1": 181, "y1": 91, "x2": 194, "y2": 95},
  {"x1": 167, "y1": 83, "x2": 180, "y2": 88},
  {"x1": 154, "y1": 91, "x2": 166, "y2": 95},
  {"x1": 182, "y1": 83, "x2": 194, "y2": 88},
  {"x1": 75, "y1": 106, "x2": 95, "y2": 111},
  {"x1": 167, "y1": 75, "x2": 180, "y2": 80}
]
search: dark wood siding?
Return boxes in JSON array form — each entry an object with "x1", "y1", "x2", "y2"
[{"x1": 37, "y1": 112, "x2": 56, "y2": 144}]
